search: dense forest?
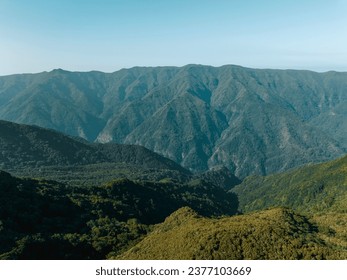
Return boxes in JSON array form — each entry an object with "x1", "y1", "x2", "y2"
[
  {"x1": 232, "y1": 154, "x2": 347, "y2": 214},
  {"x1": 116, "y1": 155, "x2": 347, "y2": 259},
  {"x1": 0, "y1": 170, "x2": 238, "y2": 259},
  {"x1": 0, "y1": 120, "x2": 346, "y2": 259},
  {"x1": 1, "y1": 153, "x2": 346, "y2": 260},
  {"x1": 117, "y1": 207, "x2": 347, "y2": 260}
]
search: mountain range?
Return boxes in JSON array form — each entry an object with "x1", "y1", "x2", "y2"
[
  {"x1": 1, "y1": 65, "x2": 346, "y2": 177},
  {"x1": 1, "y1": 64, "x2": 347, "y2": 260}
]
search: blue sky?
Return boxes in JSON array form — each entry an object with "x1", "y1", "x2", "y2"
[{"x1": 1, "y1": 0, "x2": 347, "y2": 75}]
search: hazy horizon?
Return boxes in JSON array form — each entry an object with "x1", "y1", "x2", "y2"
[
  {"x1": 1, "y1": 63, "x2": 347, "y2": 77},
  {"x1": 1, "y1": 0, "x2": 347, "y2": 75}
]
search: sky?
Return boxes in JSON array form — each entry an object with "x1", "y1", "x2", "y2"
[{"x1": 0, "y1": 0, "x2": 347, "y2": 75}]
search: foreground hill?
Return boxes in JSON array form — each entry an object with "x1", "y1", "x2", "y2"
[
  {"x1": 117, "y1": 207, "x2": 347, "y2": 260},
  {"x1": 0, "y1": 171, "x2": 238, "y2": 259},
  {"x1": 229, "y1": 155, "x2": 347, "y2": 260},
  {"x1": 1, "y1": 65, "x2": 346, "y2": 177},
  {"x1": 232, "y1": 154, "x2": 347, "y2": 214},
  {"x1": 115, "y1": 155, "x2": 347, "y2": 260}
]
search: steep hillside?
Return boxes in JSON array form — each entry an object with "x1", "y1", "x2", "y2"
[
  {"x1": 1, "y1": 65, "x2": 346, "y2": 177},
  {"x1": 124, "y1": 93, "x2": 228, "y2": 171},
  {"x1": 232, "y1": 154, "x2": 347, "y2": 214},
  {"x1": 116, "y1": 207, "x2": 347, "y2": 260}
]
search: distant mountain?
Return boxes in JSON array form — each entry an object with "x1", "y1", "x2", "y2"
[
  {"x1": 1, "y1": 65, "x2": 346, "y2": 177},
  {"x1": 232, "y1": 154, "x2": 347, "y2": 214},
  {"x1": 116, "y1": 207, "x2": 347, "y2": 260},
  {"x1": 0, "y1": 120, "x2": 188, "y2": 174}
]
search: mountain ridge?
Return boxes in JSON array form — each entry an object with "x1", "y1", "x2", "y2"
[
  {"x1": 0, "y1": 119, "x2": 189, "y2": 175},
  {"x1": 1, "y1": 64, "x2": 346, "y2": 177}
]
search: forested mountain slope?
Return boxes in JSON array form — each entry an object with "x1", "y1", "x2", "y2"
[
  {"x1": 232, "y1": 154, "x2": 347, "y2": 214},
  {"x1": 1, "y1": 65, "x2": 346, "y2": 177}
]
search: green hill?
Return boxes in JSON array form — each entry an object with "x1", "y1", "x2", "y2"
[
  {"x1": 232, "y1": 154, "x2": 347, "y2": 214},
  {"x1": 230, "y1": 155, "x2": 347, "y2": 258},
  {"x1": 116, "y1": 207, "x2": 347, "y2": 260}
]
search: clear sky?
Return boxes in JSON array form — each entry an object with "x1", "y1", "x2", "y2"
[{"x1": 1, "y1": 0, "x2": 347, "y2": 75}]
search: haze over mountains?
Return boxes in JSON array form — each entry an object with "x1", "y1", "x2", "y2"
[{"x1": 1, "y1": 64, "x2": 346, "y2": 178}]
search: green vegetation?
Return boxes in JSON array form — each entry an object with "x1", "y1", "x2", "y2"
[
  {"x1": 1, "y1": 151, "x2": 347, "y2": 259},
  {"x1": 1, "y1": 120, "x2": 245, "y2": 189},
  {"x1": 0, "y1": 171, "x2": 238, "y2": 259},
  {"x1": 312, "y1": 213, "x2": 347, "y2": 254},
  {"x1": 1, "y1": 65, "x2": 346, "y2": 177},
  {"x1": 0, "y1": 119, "x2": 346, "y2": 260},
  {"x1": 12, "y1": 163, "x2": 190, "y2": 187},
  {"x1": 228, "y1": 154, "x2": 347, "y2": 260},
  {"x1": 117, "y1": 207, "x2": 347, "y2": 260},
  {"x1": 232, "y1": 154, "x2": 347, "y2": 214},
  {"x1": 0, "y1": 119, "x2": 188, "y2": 174}
]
